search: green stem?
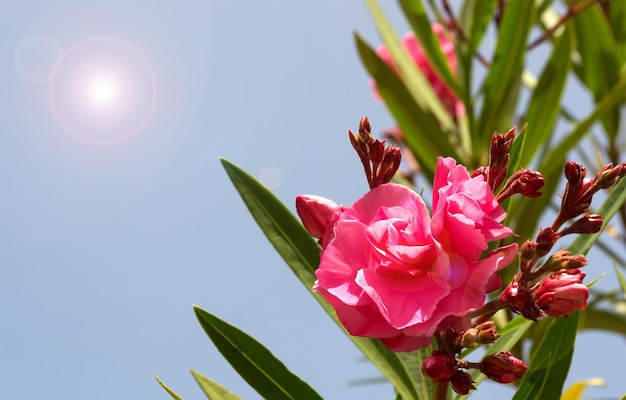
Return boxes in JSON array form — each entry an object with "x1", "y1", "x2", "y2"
[{"x1": 434, "y1": 382, "x2": 449, "y2": 400}]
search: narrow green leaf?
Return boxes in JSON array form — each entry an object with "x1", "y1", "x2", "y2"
[
  {"x1": 520, "y1": 25, "x2": 572, "y2": 168},
  {"x1": 459, "y1": 0, "x2": 498, "y2": 55},
  {"x1": 512, "y1": 316, "x2": 577, "y2": 400},
  {"x1": 364, "y1": 0, "x2": 456, "y2": 134},
  {"x1": 513, "y1": 176, "x2": 626, "y2": 398},
  {"x1": 221, "y1": 158, "x2": 421, "y2": 400},
  {"x1": 155, "y1": 374, "x2": 184, "y2": 400},
  {"x1": 194, "y1": 306, "x2": 323, "y2": 400},
  {"x1": 398, "y1": 0, "x2": 462, "y2": 97},
  {"x1": 616, "y1": 265, "x2": 626, "y2": 298},
  {"x1": 190, "y1": 369, "x2": 243, "y2": 400},
  {"x1": 355, "y1": 33, "x2": 459, "y2": 178},
  {"x1": 220, "y1": 157, "x2": 320, "y2": 288},
  {"x1": 478, "y1": 0, "x2": 536, "y2": 141},
  {"x1": 572, "y1": 3, "x2": 620, "y2": 139},
  {"x1": 539, "y1": 70, "x2": 626, "y2": 178},
  {"x1": 608, "y1": 0, "x2": 626, "y2": 64},
  {"x1": 579, "y1": 308, "x2": 626, "y2": 335}
]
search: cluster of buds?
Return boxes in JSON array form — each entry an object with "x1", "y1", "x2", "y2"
[
  {"x1": 349, "y1": 117, "x2": 402, "y2": 189},
  {"x1": 472, "y1": 129, "x2": 545, "y2": 202},
  {"x1": 498, "y1": 161, "x2": 626, "y2": 321},
  {"x1": 421, "y1": 329, "x2": 528, "y2": 394}
]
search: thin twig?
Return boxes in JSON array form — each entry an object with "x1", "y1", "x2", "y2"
[
  {"x1": 441, "y1": 0, "x2": 491, "y2": 67},
  {"x1": 526, "y1": 0, "x2": 606, "y2": 51}
]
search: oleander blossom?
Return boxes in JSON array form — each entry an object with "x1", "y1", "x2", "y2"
[
  {"x1": 310, "y1": 157, "x2": 517, "y2": 351},
  {"x1": 373, "y1": 24, "x2": 465, "y2": 118}
]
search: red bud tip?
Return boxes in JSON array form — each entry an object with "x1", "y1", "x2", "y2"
[
  {"x1": 533, "y1": 268, "x2": 589, "y2": 317},
  {"x1": 480, "y1": 351, "x2": 528, "y2": 383},
  {"x1": 421, "y1": 351, "x2": 457, "y2": 384}
]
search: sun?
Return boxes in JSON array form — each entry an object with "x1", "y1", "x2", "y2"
[{"x1": 86, "y1": 75, "x2": 119, "y2": 107}]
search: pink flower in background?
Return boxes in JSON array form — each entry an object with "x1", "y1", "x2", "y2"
[
  {"x1": 373, "y1": 24, "x2": 465, "y2": 118},
  {"x1": 307, "y1": 157, "x2": 516, "y2": 351}
]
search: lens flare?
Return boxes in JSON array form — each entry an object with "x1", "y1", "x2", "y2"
[{"x1": 48, "y1": 36, "x2": 157, "y2": 145}]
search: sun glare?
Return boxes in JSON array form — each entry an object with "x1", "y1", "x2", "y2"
[{"x1": 87, "y1": 76, "x2": 118, "y2": 106}]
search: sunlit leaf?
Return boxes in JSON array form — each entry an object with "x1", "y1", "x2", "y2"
[
  {"x1": 572, "y1": 3, "x2": 620, "y2": 139},
  {"x1": 478, "y1": 0, "x2": 536, "y2": 143},
  {"x1": 364, "y1": 0, "x2": 457, "y2": 133},
  {"x1": 190, "y1": 369, "x2": 243, "y2": 400},
  {"x1": 194, "y1": 306, "x2": 323, "y2": 400},
  {"x1": 579, "y1": 307, "x2": 626, "y2": 335},
  {"x1": 221, "y1": 158, "x2": 421, "y2": 400},
  {"x1": 520, "y1": 24, "x2": 572, "y2": 168},
  {"x1": 539, "y1": 70, "x2": 626, "y2": 178},
  {"x1": 355, "y1": 33, "x2": 459, "y2": 178},
  {"x1": 155, "y1": 374, "x2": 184, "y2": 400},
  {"x1": 615, "y1": 265, "x2": 626, "y2": 298}
]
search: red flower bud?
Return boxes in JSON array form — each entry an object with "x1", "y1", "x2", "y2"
[
  {"x1": 496, "y1": 169, "x2": 544, "y2": 202},
  {"x1": 500, "y1": 281, "x2": 542, "y2": 321},
  {"x1": 535, "y1": 227, "x2": 557, "y2": 257},
  {"x1": 533, "y1": 269, "x2": 589, "y2": 317},
  {"x1": 480, "y1": 351, "x2": 528, "y2": 383},
  {"x1": 450, "y1": 370, "x2": 476, "y2": 395},
  {"x1": 558, "y1": 214, "x2": 603, "y2": 236},
  {"x1": 295, "y1": 195, "x2": 344, "y2": 242},
  {"x1": 421, "y1": 351, "x2": 457, "y2": 384}
]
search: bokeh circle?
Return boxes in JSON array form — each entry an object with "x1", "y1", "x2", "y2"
[
  {"x1": 48, "y1": 36, "x2": 157, "y2": 145},
  {"x1": 15, "y1": 34, "x2": 63, "y2": 83}
]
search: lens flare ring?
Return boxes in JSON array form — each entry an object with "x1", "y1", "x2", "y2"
[{"x1": 48, "y1": 36, "x2": 157, "y2": 145}]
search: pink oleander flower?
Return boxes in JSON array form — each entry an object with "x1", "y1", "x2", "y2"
[
  {"x1": 296, "y1": 195, "x2": 345, "y2": 246},
  {"x1": 308, "y1": 157, "x2": 517, "y2": 351},
  {"x1": 533, "y1": 269, "x2": 589, "y2": 317},
  {"x1": 372, "y1": 24, "x2": 465, "y2": 118}
]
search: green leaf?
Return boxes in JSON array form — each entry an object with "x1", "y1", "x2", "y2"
[
  {"x1": 513, "y1": 177, "x2": 626, "y2": 398},
  {"x1": 364, "y1": 0, "x2": 457, "y2": 133},
  {"x1": 579, "y1": 308, "x2": 626, "y2": 335},
  {"x1": 616, "y1": 265, "x2": 626, "y2": 298},
  {"x1": 478, "y1": 0, "x2": 536, "y2": 142},
  {"x1": 190, "y1": 369, "x2": 243, "y2": 400},
  {"x1": 354, "y1": 33, "x2": 459, "y2": 178},
  {"x1": 572, "y1": 3, "x2": 621, "y2": 139},
  {"x1": 221, "y1": 158, "x2": 421, "y2": 400},
  {"x1": 155, "y1": 374, "x2": 184, "y2": 400},
  {"x1": 538, "y1": 70, "x2": 626, "y2": 178},
  {"x1": 459, "y1": 0, "x2": 498, "y2": 56},
  {"x1": 397, "y1": 0, "x2": 462, "y2": 97},
  {"x1": 194, "y1": 306, "x2": 323, "y2": 400},
  {"x1": 220, "y1": 157, "x2": 320, "y2": 288},
  {"x1": 520, "y1": 25, "x2": 573, "y2": 168},
  {"x1": 512, "y1": 316, "x2": 578, "y2": 400},
  {"x1": 608, "y1": 0, "x2": 626, "y2": 64}
]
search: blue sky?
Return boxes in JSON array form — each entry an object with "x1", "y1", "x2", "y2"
[{"x1": 1, "y1": 1, "x2": 625, "y2": 399}]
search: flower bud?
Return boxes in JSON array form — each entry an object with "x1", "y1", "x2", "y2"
[
  {"x1": 535, "y1": 250, "x2": 588, "y2": 275},
  {"x1": 421, "y1": 351, "x2": 457, "y2": 384},
  {"x1": 487, "y1": 128, "x2": 516, "y2": 191},
  {"x1": 496, "y1": 169, "x2": 544, "y2": 202},
  {"x1": 500, "y1": 281, "x2": 542, "y2": 321},
  {"x1": 480, "y1": 351, "x2": 528, "y2": 383},
  {"x1": 450, "y1": 370, "x2": 476, "y2": 395},
  {"x1": 535, "y1": 227, "x2": 557, "y2": 257},
  {"x1": 558, "y1": 214, "x2": 603, "y2": 236},
  {"x1": 533, "y1": 269, "x2": 589, "y2": 317},
  {"x1": 295, "y1": 195, "x2": 344, "y2": 240},
  {"x1": 596, "y1": 162, "x2": 626, "y2": 189}
]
